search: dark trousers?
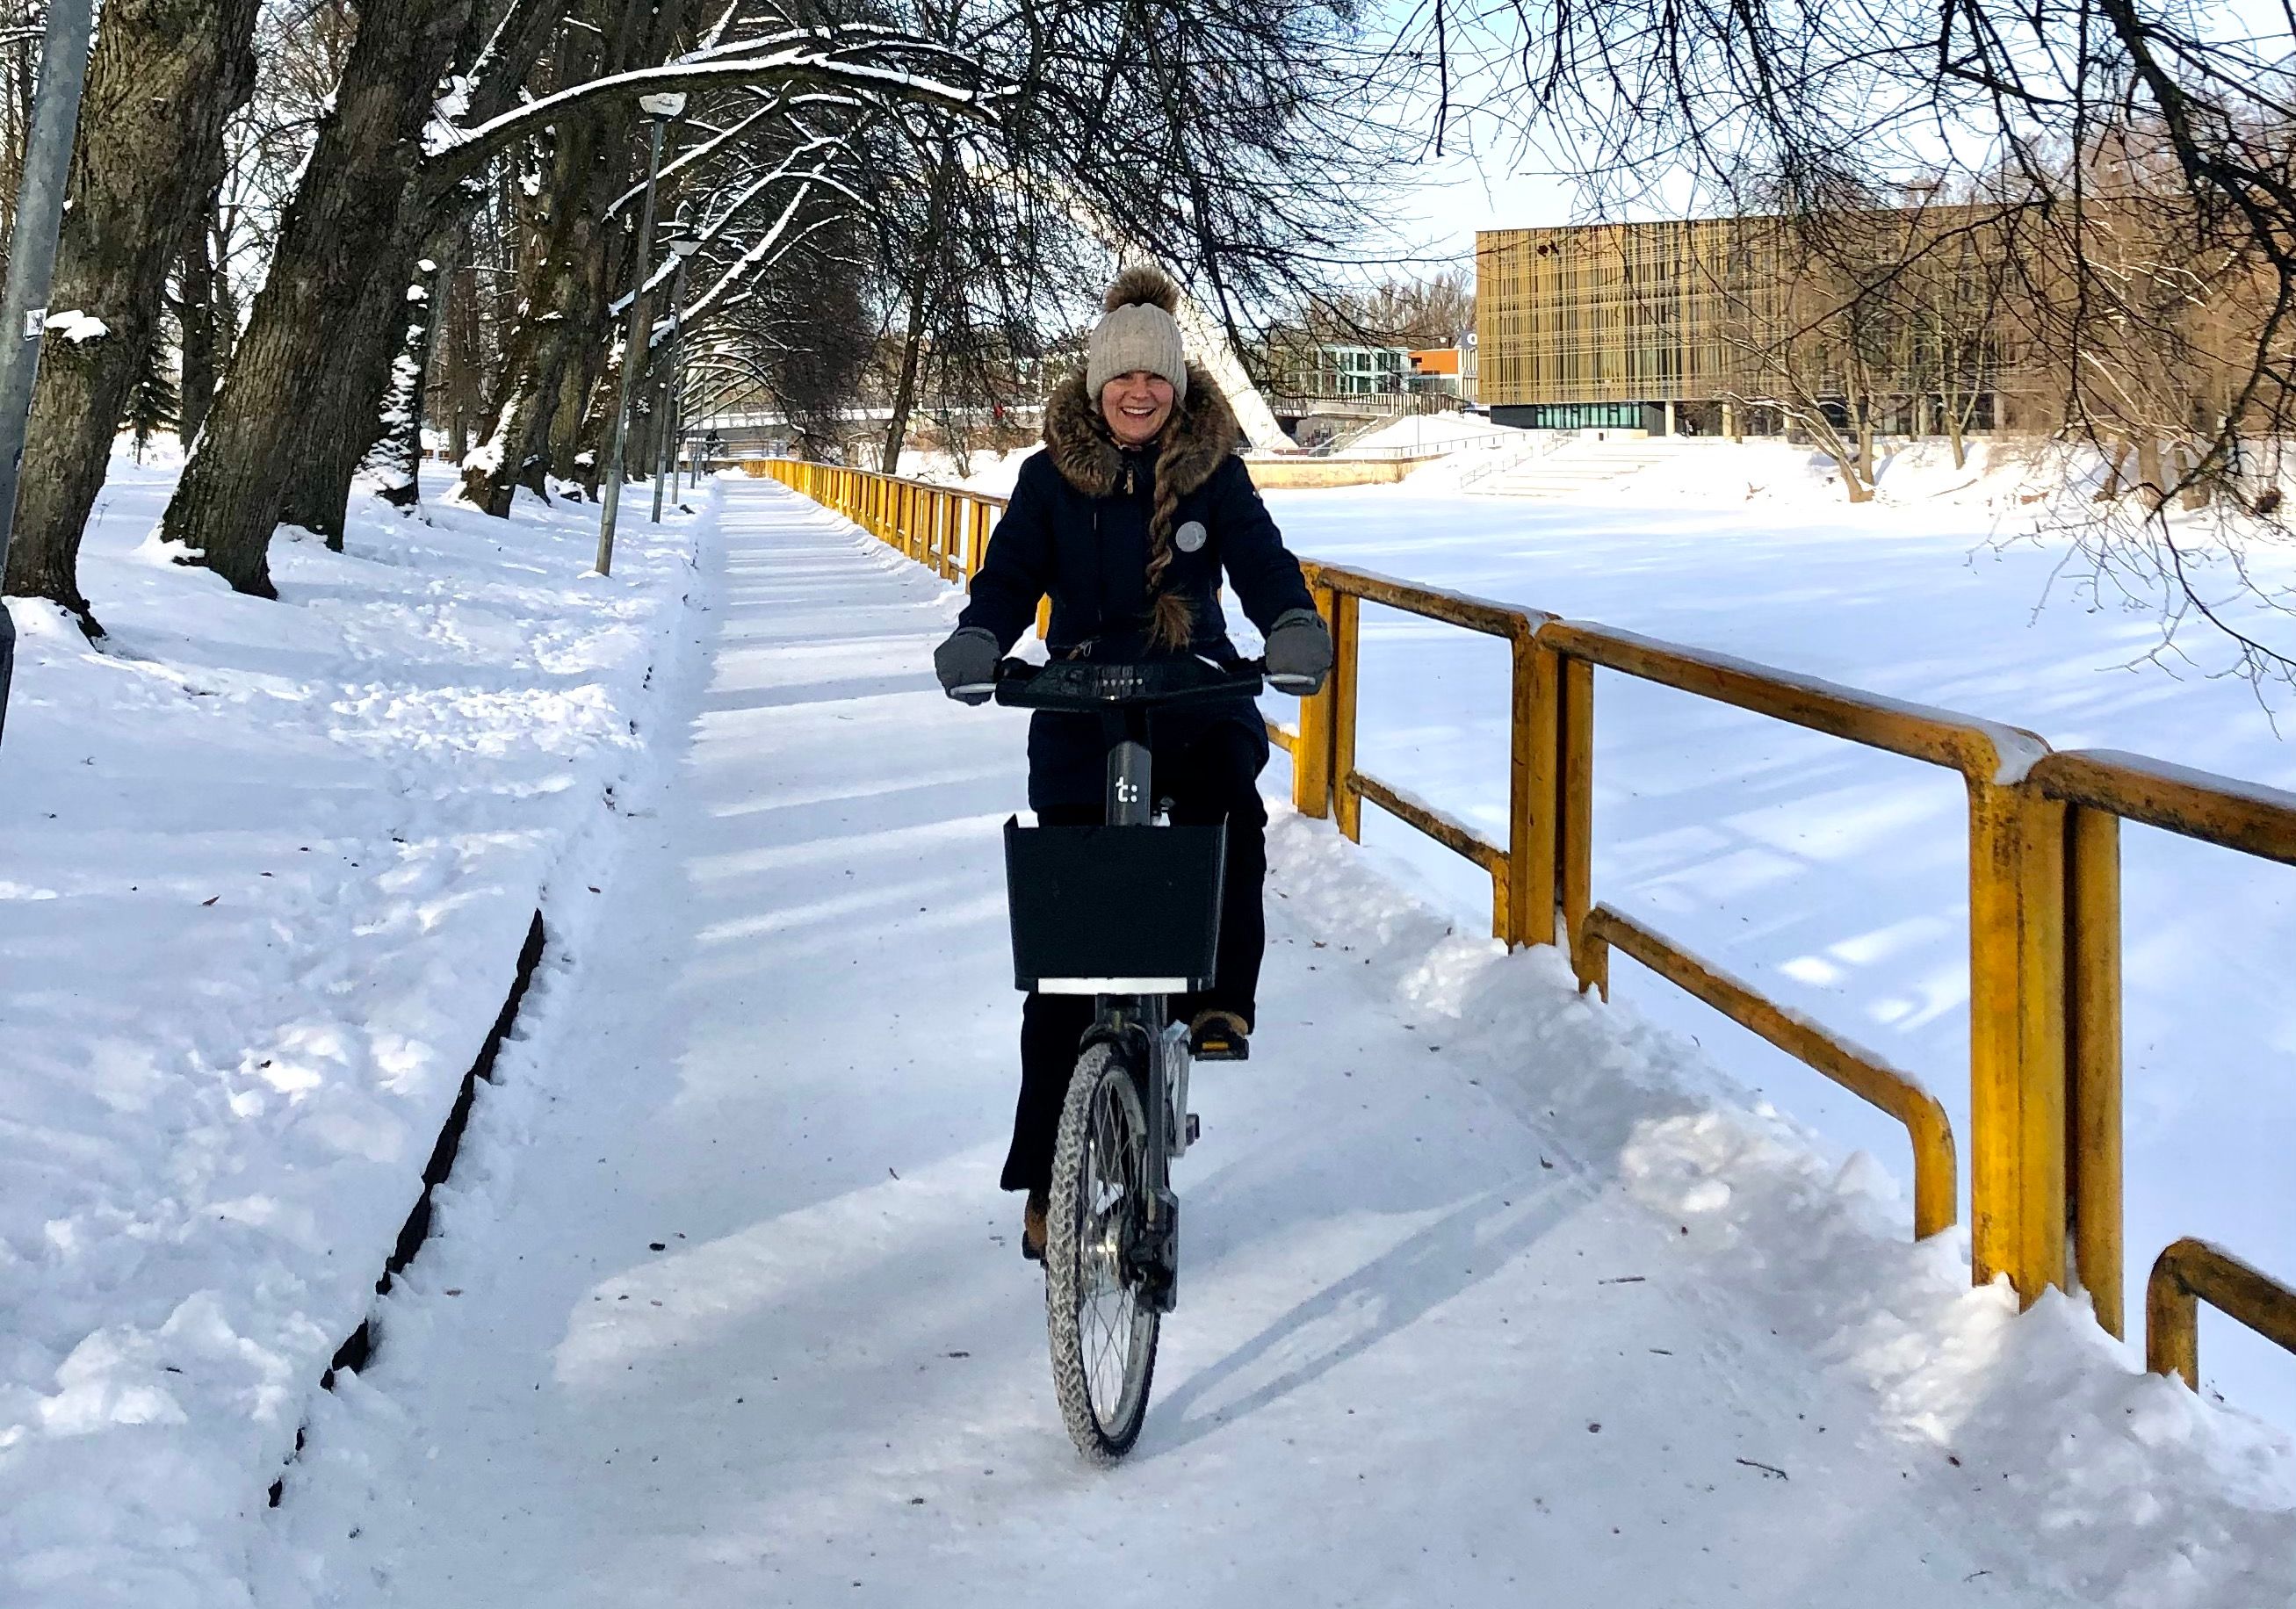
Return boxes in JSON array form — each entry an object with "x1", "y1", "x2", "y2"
[{"x1": 1000, "y1": 722, "x2": 1268, "y2": 1194}]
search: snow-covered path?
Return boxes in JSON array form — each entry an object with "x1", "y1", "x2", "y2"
[{"x1": 267, "y1": 480, "x2": 2284, "y2": 1607}]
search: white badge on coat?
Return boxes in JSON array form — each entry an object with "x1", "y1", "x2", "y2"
[{"x1": 1174, "y1": 520, "x2": 1208, "y2": 553}]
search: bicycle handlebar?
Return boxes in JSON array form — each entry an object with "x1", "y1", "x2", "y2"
[
  {"x1": 950, "y1": 653, "x2": 1321, "y2": 709},
  {"x1": 988, "y1": 654, "x2": 1274, "y2": 712}
]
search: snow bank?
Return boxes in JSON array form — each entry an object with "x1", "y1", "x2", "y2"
[
  {"x1": 0, "y1": 458, "x2": 712, "y2": 1608},
  {"x1": 1263, "y1": 810, "x2": 2296, "y2": 1605},
  {"x1": 1254, "y1": 460, "x2": 2296, "y2": 1437}
]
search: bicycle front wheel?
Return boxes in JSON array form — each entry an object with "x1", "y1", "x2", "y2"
[{"x1": 1044, "y1": 1041, "x2": 1161, "y2": 1461}]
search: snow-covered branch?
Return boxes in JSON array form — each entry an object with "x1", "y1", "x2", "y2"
[{"x1": 422, "y1": 41, "x2": 1000, "y2": 188}]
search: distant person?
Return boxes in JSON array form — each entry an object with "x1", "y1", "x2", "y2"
[{"x1": 930, "y1": 265, "x2": 1332, "y2": 1258}]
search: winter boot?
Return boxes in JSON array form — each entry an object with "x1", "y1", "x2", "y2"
[
  {"x1": 1190, "y1": 1008, "x2": 1251, "y2": 1062},
  {"x1": 1022, "y1": 1189, "x2": 1049, "y2": 1262}
]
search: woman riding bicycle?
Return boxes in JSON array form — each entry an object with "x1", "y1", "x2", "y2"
[{"x1": 932, "y1": 266, "x2": 1332, "y2": 1259}]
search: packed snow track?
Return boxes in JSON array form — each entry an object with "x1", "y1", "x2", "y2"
[{"x1": 267, "y1": 477, "x2": 2285, "y2": 1607}]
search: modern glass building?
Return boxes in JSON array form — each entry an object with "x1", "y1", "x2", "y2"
[{"x1": 1475, "y1": 213, "x2": 2018, "y2": 436}]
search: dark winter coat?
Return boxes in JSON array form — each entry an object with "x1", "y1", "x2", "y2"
[{"x1": 957, "y1": 364, "x2": 1317, "y2": 810}]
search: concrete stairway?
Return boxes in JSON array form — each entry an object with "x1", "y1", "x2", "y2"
[{"x1": 1473, "y1": 437, "x2": 1679, "y2": 498}]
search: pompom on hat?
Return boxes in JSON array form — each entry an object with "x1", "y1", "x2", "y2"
[{"x1": 1085, "y1": 265, "x2": 1188, "y2": 404}]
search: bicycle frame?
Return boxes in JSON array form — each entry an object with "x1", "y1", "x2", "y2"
[
  {"x1": 995, "y1": 655, "x2": 1272, "y2": 1316},
  {"x1": 1087, "y1": 704, "x2": 1181, "y2": 1310}
]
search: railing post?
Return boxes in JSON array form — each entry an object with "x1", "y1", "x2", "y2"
[
  {"x1": 1331, "y1": 591, "x2": 1362, "y2": 841},
  {"x1": 1506, "y1": 628, "x2": 1561, "y2": 949},
  {"x1": 1967, "y1": 779, "x2": 2070, "y2": 1305},
  {"x1": 1292, "y1": 577, "x2": 1337, "y2": 819},
  {"x1": 2067, "y1": 804, "x2": 2124, "y2": 1336},
  {"x1": 1561, "y1": 654, "x2": 1595, "y2": 986},
  {"x1": 2147, "y1": 1245, "x2": 2203, "y2": 1389}
]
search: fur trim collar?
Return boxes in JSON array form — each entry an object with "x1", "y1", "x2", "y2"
[{"x1": 1041, "y1": 362, "x2": 1240, "y2": 500}]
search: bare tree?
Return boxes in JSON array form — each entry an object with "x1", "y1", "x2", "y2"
[
  {"x1": 161, "y1": 1, "x2": 993, "y2": 593},
  {"x1": 0, "y1": 0, "x2": 260, "y2": 622},
  {"x1": 1411, "y1": 0, "x2": 2296, "y2": 679}
]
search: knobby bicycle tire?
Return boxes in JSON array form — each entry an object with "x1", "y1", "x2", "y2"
[{"x1": 1044, "y1": 1041, "x2": 1160, "y2": 1461}]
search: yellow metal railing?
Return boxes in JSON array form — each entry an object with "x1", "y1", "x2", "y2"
[
  {"x1": 762, "y1": 456, "x2": 2296, "y2": 1396},
  {"x1": 2027, "y1": 748, "x2": 2296, "y2": 1354},
  {"x1": 2146, "y1": 1239, "x2": 2296, "y2": 1391},
  {"x1": 1578, "y1": 903, "x2": 1960, "y2": 1241},
  {"x1": 1303, "y1": 563, "x2": 1557, "y2": 949},
  {"x1": 764, "y1": 458, "x2": 1006, "y2": 585}
]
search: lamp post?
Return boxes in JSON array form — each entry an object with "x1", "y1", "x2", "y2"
[
  {"x1": 0, "y1": 0, "x2": 97, "y2": 750},
  {"x1": 595, "y1": 90, "x2": 685, "y2": 577},
  {"x1": 652, "y1": 206, "x2": 700, "y2": 524}
]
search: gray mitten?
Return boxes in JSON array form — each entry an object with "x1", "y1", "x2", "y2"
[
  {"x1": 934, "y1": 625, "x2": 1000, "y2": 704},
  {"x1": 1264, "y1": 608, "x2": 1332, "y2": 695}
]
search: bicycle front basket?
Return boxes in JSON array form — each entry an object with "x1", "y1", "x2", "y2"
[{"x1": 1002, "y1": 817, "x2": 1225, "y2": 994}]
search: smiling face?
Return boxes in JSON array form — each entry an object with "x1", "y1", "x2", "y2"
[{"x1": 1100, "y1": 370, "x2": 1176, "y2": 446}]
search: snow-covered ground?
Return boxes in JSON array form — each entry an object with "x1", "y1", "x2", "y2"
[
  {"x1": 9, "y1": 447, "x2": 2295, "y2": 1605},
  {"x1": 1247, "y1": 436, "x2": 2296, "y2": 1432},
  {"x1": 249, "y1": 480, "x2": 2291, "y2": 1606},
  {"x1": 0, "y1": 450, "x2": 711, "y2": 1606}
]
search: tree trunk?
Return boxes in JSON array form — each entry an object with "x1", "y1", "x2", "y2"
[
  {"x1": 879, "y1": 240, "x2": 943, "y2": 475},
  {"x1": 2135, "y1": 436, "x2": 2168, "y2": 512},
  {"x1": 277, "y1": 262, "x2": 422, "y2": 546},
  {"x1": 158, "y1": 0, "x2": 476, "y2": 595},
  {"x1": 882, "y1": 292, "x2": 930, "y2": 476},
  {"x1": 444, "y1": 242, "x2": 478, "y2": 461},
  {"x1": 451, "y1": 263, "x2": 484, "y2": 461},
  {"x1": 1, "y1": 0, "x2": 259, "y2": 617},
  {"x1": 373, "y1": 256, "x2": 452, "y2": 506},
  {"x1": 177, "y1": 187, "x2": 222, "y2": 448}
]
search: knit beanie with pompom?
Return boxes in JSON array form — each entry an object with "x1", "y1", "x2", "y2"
[{"x1": 1085, "y1": 265, "x2": 1189, "y2": 404}]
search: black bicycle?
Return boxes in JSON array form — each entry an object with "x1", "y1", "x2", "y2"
[{"x1": 975, "y1": 652, "x2": 1308, "y2": 1459}]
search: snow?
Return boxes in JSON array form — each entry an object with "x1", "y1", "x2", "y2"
[
  {"x1": 0, "y1": 452, "x2": 711, "y2": 1607},
  {"x1": 1344, "y1": 413, "x2": 1523, "y2": 455},
  {"x1": 892, "y1": 445, "x2": 1031, "y2": 496},
  {"x1": 1246, "y1": 437, "x2": 2296, "y2": 1432},
  {"x1": 7, "y1": 457, "x2": 2295, "y2": 1604},
  {"x1": 235, "y1": 481, "x2": 2284, "y2": 1606},
  {"x1": 44, "y1": 310, "x2": 108, "y2": 345}
]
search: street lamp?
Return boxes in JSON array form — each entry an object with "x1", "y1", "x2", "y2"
[
  {"x1": 0, "y1": 0, "x2": 96, "y2": 750},
  {"x1": 595, "y1": 90, "x2": 687, "y2": 577},
  {"x1": 652, "y1": 206, "x2": 701, "y2": 524}
]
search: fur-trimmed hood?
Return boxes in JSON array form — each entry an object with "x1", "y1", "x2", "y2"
[{"x1": 1040, "y1": 362, "x2": 1242, "y2": 501}]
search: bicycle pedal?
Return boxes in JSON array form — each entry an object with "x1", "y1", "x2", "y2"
[
  {"x1": 1186, "y1": 1113, "x2": 1201, "y2": 1144},
  {"x1": 1192, "y1": 1037, "x2": 1248, "y2": 1063}
]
